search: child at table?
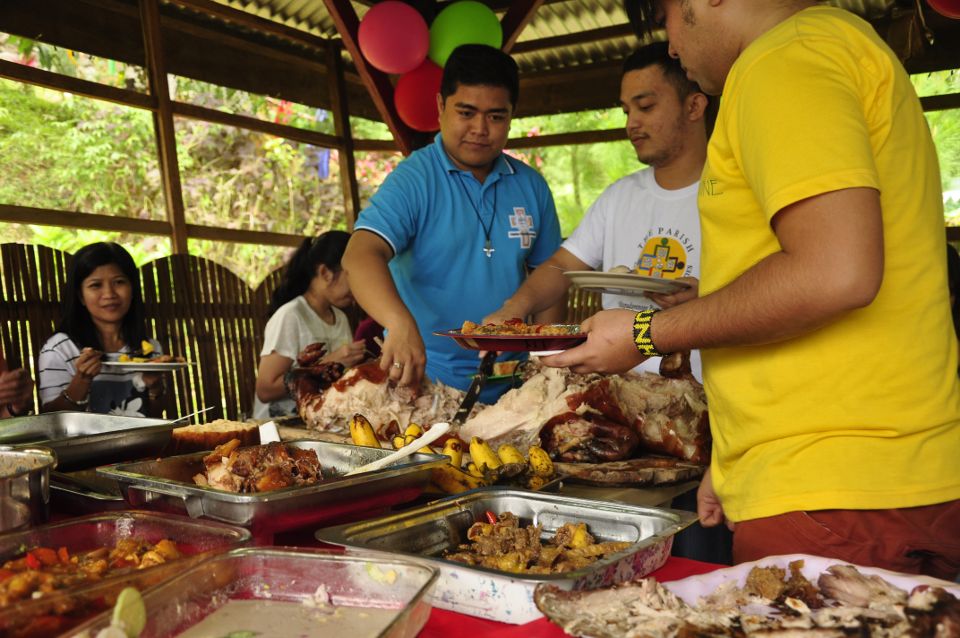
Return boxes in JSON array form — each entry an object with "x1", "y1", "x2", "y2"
[
  {"x1": 254, "y1": 230, "x2": 365, "y2": 419},
  {"x1": 38, "y1": 242, "x2": 168, "y2": 417}
]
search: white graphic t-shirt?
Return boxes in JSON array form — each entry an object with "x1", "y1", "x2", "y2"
[{"x1": 563, "y1": 167, "x2": 702, "y2": 380}]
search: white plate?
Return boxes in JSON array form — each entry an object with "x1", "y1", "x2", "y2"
[
  {"x1": 664, "y1": 553, "x2": 960, "y2": 602},
  {"x1": 100, "y1": 361, "x2": 193, "y2": 372},
  {"x1": 564, "y1": 271, "x2": 691, "y2": 296}
]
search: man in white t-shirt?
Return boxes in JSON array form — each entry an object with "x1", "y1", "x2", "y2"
[{"x1": 486, "y1": 41, "x2": 710, "y2": 380}]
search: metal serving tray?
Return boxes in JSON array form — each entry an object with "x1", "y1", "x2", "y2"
[
  {"x1": 68, "y1": 547, "x2": 439, "y2": 638},
  {"x1": 1, "y1": 411, "x2": 174, "y2": 471},
  {"x1": 317, "y1": 488, "x2": 697, "y2": 624},
  {"x1": 0, "y1": 510, "x2": 250, "y2": 638},
  {"x1": 98, "y1": 440, "x2": 449, "y2": 542}
]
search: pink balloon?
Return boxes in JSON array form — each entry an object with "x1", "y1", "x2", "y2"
[
  {"x1": 927, "y1": 0, "x2": 960, "y2": 18},
  {"x1": 394, "y1": 60, "x2": 443, "y2": 132},
  {"x1": 358, "y1": 1, "x2": 429, "y2": 74}
]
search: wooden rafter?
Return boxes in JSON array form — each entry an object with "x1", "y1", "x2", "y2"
[
  {"x1": 321, "y1": 0, "x2": 415, "y2": 155},
  {"x1": 511, "y1": 23, "x2": 635, "y2": 55},
  {"x1": 327, "y1": 41, "x2": 362, "y2": 227},
  {"x1": 500, "y1": 0, "x2": 546, "y2": 52}
]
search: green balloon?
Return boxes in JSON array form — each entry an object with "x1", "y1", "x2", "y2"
[{"x1": 429, "y1": 1, "x2": 503, "y2": 68}]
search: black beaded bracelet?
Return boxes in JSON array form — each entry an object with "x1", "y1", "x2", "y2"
[{"x1": 633, "y1": 309, "x2": 664, "y2": 357}]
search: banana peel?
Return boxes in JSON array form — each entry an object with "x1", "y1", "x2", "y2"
[
  {"x1": 430, "y1": 464, "x2": 488, "y2": 494},
  {"x1": 469, "y1": 437, "x2": 502, "y2": 471}
]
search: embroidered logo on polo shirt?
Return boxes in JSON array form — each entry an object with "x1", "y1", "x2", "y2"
[{"x1": 508, "y1": 207, "x2": 536, "y2": 248}]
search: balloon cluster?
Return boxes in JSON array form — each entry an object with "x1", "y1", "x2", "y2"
[{"x1": 357, "y1": 0, "x2": 503, "y2": 132}]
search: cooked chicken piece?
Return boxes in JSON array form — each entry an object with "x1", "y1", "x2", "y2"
[{"x1": 817, "y1": 564, "x2": 907, "y2": 608}]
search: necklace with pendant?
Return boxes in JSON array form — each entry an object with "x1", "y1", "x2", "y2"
[{"x1": 455, "y1": 172, "x2": 498, "y2": 258}]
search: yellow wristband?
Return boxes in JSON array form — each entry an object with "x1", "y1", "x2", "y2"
[{"x1": 633, "y1": 310, "x2": 663, "y2": 357}]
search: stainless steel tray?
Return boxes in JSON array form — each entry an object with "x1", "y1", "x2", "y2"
[
  {"x1": 98, "y1": 440, "x2": 449, "y2": 541},
  {"x1": 67, "y1": 547, "x2": 439, "y2": 638},
  {"x1": 1, "y1": 411, "x2": 174, "y2": 471},
  {"x1": 50, "y1": 469, "x2": 127, "y2": 514},
  {"x1": 317, "y1": 488, "x2": 697, "y2": 624}
]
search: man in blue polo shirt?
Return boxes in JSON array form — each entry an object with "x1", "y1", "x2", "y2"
[{"x1": 343, "y1": 44, "x2": 562, "y2": 403}]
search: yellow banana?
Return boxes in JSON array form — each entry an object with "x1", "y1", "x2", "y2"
[
  {"x1": 496, "y1": 444, "x2": 525, "y2": 466},
  {"x1": 430, "y1": 464, "x2": 487, "y2": 494},
  {"x1": 466, "y1": 462, "x2": 484, "y2": 478},
  {"x1": 141, "y1": 340, "x2": 155, "y2": 355},
  {"x1": 527, "y1": 475, "x2": 549, "y2": 490},
  {"x1": 392, "y1": 435, "x2": 406, "y2": 450},
  {"x1": 404, "y1": 423, "x2": 423, "y2": 438},
  {"x1": 349, "y1": 413, "x2": 380, "y2": 448},
  {"x1": 527, "y1": 445, "x2": 554, "y2": 478},
  {"x1": 469, "y1": 437, "x2": 502, "y2": 471},
  {"x1": 442, "y1": 438, "x2": 464, "y2": 468}
]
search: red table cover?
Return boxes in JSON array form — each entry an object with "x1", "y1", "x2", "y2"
[{"x1": 419, "y1": 556, "x2": 722, "y2": 638}]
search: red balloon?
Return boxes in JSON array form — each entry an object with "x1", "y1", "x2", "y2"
[
  {"x1": 394, "y1": 60, "x2": 443, "y2": 132},
  {"x1": 358, "y1": 1, "x2": 429, "y2": 74},
  {"x1": 927, "y1": 0, "x2": 960, "y2": 17}
]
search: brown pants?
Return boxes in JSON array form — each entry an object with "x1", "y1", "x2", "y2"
[{"x1": 732, "y1": 500, "x2": 960, "y2": 581}]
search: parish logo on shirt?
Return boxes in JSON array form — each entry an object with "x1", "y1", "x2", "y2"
[
  {"x1": 636, "y1": 230, "x2": 696, "y2": 279},
  {"x1": 508, "y1": 207, "x2": 536, "y2": 248}
]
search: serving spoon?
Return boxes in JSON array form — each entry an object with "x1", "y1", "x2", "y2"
[{"x1": 344, "y1": 421, "x2": 451, "y2": 476}]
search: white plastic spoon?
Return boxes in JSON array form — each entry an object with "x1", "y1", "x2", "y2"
[{"x1": 345, "y1": 421, "x2": 451, "y2": 476}]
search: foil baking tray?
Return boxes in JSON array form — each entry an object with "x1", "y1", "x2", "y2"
[
  {"x1": 68, "y1": 547, "x2": 439, "y2": 638},
  {"x1": 0, "y1": 510, "x2": 250, "y2": 638},
  {"x1": 1, "y1": 411, "x2": 174, "y2": 471},
  {"x1": 98, "y1": 440, "x2": 449, "y2": 542},
  {"x1": 316, "y1": 488, "x2": 697, "y2": 624}
]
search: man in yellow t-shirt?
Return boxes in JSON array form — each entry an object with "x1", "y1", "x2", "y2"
[{"x1": 544, "y1": 0, "x2": 960, "y2": 579}]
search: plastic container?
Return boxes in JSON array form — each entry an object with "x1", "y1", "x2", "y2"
[
  {"x1": 68, "y1": 547, "x2": 438, "y2": 638},
  {"x1": 0, "y1": 510, "x2": 250, "y2": 638}
]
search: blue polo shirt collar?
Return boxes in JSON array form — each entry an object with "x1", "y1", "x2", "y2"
[{"x1": 433, "y1": 132, "x2": 515, "y2": 183}]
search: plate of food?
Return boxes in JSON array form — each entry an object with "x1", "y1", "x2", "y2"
[
  {"x1": 535, "y1": 553, "x2": 960, "y2": 637},
  {"x1": 436, "y1": 319, "x2": 586, "y2": 352},
  {"x1": 99, "y1": 340, "x2": 192, "y2": 372},
  {"x1": 565, "y1": 269, "x2": 691, "y2": 296}
]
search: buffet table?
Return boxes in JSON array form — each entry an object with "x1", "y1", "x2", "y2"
[{"x1": 420, "y1": 556, "x2": 721, "y2": 638}]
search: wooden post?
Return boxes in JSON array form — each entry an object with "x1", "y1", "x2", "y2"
[
  {"x1": 139, "y1": 0, "x2": 189, "y2": 254},
  {"x1": 326, "y1": 41, "x2": 362, "y2": 229}
]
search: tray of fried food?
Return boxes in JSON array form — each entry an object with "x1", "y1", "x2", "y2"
[
  {"x1": 316, "y1": 487, "x2": 696, "y2": 624},
  {"x1": 97, "y1": 438, "x2": 448, "y2": 532},
  {"x1": 0, "y1": 510, "x2": 249, "y2": 638},
  {"x1": 348, "y1": 414, "x2": 560, "y2": 495}
]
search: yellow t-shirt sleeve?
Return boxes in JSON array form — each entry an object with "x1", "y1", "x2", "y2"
[{"x1": 733, "y1": 41, "x2": 882, "y2": 221}]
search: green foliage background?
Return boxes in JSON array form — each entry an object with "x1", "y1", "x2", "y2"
[{"x1": 0, "y1": 35, "x2": 958, "y2": 286}]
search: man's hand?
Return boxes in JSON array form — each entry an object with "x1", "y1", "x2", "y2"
[
  {"x1": 325, "y1": 340, "x2": 367, "y2": 368},
  {"x1": 380, "y1": 319, "x2": 426, "y2": 390},
  {"x1": 646, "y1": 276, "x2": 699, "y2": 309},
  {"x1": 697, "y1": 467, "x2": 734, "y2": 530},
  {"x1": 0, "y1": 368, "x2": 33, "y2": 413},
  {"x1": 75, "y1": 347, "x2": 103, "y2": 380},
  {"x1": 540, "y1": 308, "x2": 645, "y2": 374},
  {"x1": 482, "y1": 305, "x2": 524, "y2": 327}
]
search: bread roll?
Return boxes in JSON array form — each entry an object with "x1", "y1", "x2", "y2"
[{"x1": 171, "y1": 418, "x2": 259, "y2": 452}]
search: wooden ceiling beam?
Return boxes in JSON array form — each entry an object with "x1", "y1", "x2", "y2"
[
  {"x1": 506, "y1": 127, "x2": 625, "y2": 149},
  {"x1": 322, "y1": 0, "x2": 414, "y2": 155},
  {"x1": 512, "y1": 23, "x2": 635, "y2": 54},
  {"x1": 500, "y1": 0, "x2": 545, "y2": 52}
]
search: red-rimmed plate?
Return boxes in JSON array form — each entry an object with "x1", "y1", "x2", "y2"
[{"x1": 435, "y1": 327, "x2": 586, "y2": 352}]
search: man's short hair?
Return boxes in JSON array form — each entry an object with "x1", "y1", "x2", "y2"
[
  {"x1": 441, "y1": 44, "x2": 520, "y2": 109},
  {"x1": 622, "y1": 41, "x2": 699, "y2": 101},
  {"x1": 625, "y1": 0, "x2": 662, "y2": 39}
]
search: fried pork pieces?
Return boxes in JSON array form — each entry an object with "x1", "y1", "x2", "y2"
[
  {"x1": 193, "y1": 439, "x2": 323, "y2": 493},
  {"x1": 535, "y1": 560, "x2": 960, "y2": 637}
]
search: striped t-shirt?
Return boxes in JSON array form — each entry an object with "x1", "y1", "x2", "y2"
[{"x1": 38, "y1": 333, "x2": 162, "y2": 416}]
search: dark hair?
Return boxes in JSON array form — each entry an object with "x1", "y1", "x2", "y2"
[
  {"x1": 948, "y1": 243, "x2": 960, "y2": 339},
  {"x1": 268, "y1": 230, "x2": 351, "y2": 316},
  {"x1": 440, "y1": 44, "x2": 520, "y2": 109},
  {"x1": 59, "y1": 242, "x2": 146, "y2": 351},
  {"x1": 625, "y1": 0, "x2": 662, "y2": 40},
  {"x1": 622, "y1": 41, "x2": 715, "y2": 135}
]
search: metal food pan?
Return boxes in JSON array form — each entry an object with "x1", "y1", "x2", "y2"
[
  {"x1": 2, "y1": 411, "x2": 174, "y2": 471},
  {"x1": 98, "y1": 440, "x2": 449, "y2": 541},
  {"x1": 317, "y1": 488, "x2": 697, "y2": 624},
  {"x1": 0, "y1": 510, "x2": 250, "y2": 638},
  {"x1": 67, "y1": 547, "x2": 439, "y2": 638}
]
